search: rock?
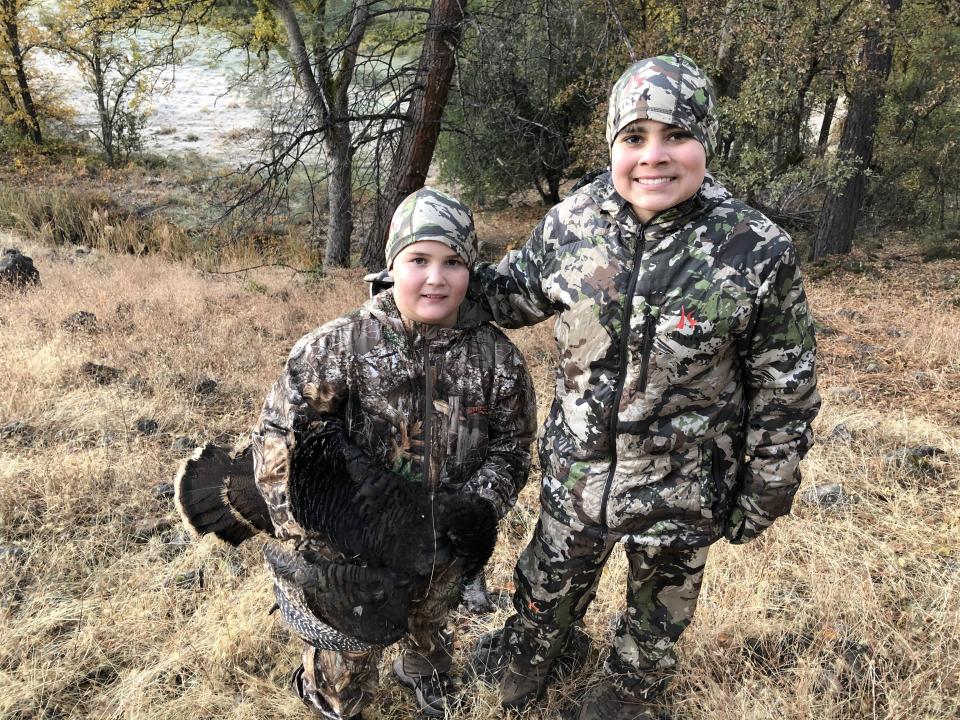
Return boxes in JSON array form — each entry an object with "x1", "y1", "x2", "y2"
[
  {"x1": 0, "y1": 546, "x2": 27, "y2": 564},
  {"x1": 62, "y1": 311, "x2": 98, "y2": 332},
  {"x1": 0, "y1": 248, "x2": 40, "y2": 288},
  {"x1": 169, "y1": 568, "x2": 204, "y2": 589},
  {"x1": 828, "y1": 423, "x2": 853, "y2": 443},
  {"x1": 127, "y1": 375, "x2": 150, "y2": 393},
  {"x1": 160, "y1": 531, "x2": 192, "y2": 560},
  {"x1": 826, "y1": 385, "x2": 861, "y2": 402},
  {"x1": 136, "y1": 417, "x2": 159, "y2": 435},
  {"x1": 814, "y1": 321, "x2": 837, "y2": 337},
  {"x1": 0, "y1": 420, "x2": 35, "y2": 444},
  {"x1": 886, "y1": 328, "x2": 904, "y2": 338},
  {"x1": 854, "y1": 342, "x2": 883, "y2": 355},
  {"x1": 836, "y1": 308, "x2": 863, "y2": 321},
  {"x1": 195, "y1": 378, "x2": 218, "y2": 395},
  {"x1": 80, "y1": 362, "x2": 121, "y2": 385},
  {"x1": 884, "y1": 445, "x2": 947, "y2": 470},
  {"x1": 799, "y1": 483, "x2": 849, "y2": 508},
  {"x1": 172, "y1": 436, "x2": 197, "y2": 452},
  {"x1": 132, "y1": 516, "x2": 173, "y2": 541},
  {"x1": 152, "y1": 482, "x2": 175, "y2": 499},
  {"x1": 863, "y1": 360, "x2": 885, "y2": 373}
]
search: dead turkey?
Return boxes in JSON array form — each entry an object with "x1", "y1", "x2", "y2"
[{"x1": 174, "y1": 420, "x2": 498, "y2": 650}]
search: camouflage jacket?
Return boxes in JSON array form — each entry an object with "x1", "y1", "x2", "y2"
[
  {"x1": 252, "y1": 292, "x2": 537, "y2": 541},
  {"x1": 472, "y1": 172, "x2": 820, "y2": 547}
]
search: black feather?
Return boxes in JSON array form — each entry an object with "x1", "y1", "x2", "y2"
[{"x1": 174, "y1": 444, "x2": 272, "y2": 545}]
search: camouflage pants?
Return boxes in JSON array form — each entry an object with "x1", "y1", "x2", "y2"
[
  {"x1": 503, "y1": 509, "x2": 709, "y2": 697},
  {"x1": 293, "y1": 562, "x2": 462, "y2": 718}
]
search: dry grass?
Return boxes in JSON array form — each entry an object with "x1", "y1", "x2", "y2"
[{"x1": 1, "y1": 227, "x2": 958, "y2": 720}]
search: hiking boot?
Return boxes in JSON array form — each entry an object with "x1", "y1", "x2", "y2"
[
  {"x1": 572, "y1": 680, "x2": 670, "y2": 720},
  {"x1": 392, "y1": 655, "x2": 460, "y2": 718},
  {"x1": 499, "y1": 656, "x2": 554, "y2": 710}
]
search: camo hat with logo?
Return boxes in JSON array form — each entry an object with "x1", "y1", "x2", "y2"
[
  {"x1": 385, "y1": 187, "x2": 478, "y2": 269},
  {"x1": 605, "y1": 53, "x2": 719, "y2": 162}
]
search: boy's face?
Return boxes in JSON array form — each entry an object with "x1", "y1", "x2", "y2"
[
  {"x1": 391, "y1": 240, "x2": 469, "y2": 328},
  {"x1": 610, "y1": 119, "x2": 707, "y2": 222}
]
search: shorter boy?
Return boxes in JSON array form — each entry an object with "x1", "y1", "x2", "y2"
[
  {"x1": 253, "y1": 188, "x2": 537, "y2": 719},
  {"x1": 470, "y1": 54, "x2": 820, "y2": 719}
]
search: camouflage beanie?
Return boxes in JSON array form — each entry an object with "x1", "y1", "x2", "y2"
[
  {"x1": 606, "y1": 53, "x2": 719, "y2": 162},
  {"x1": 385, "y1": 187, "x2": 477, "y2": 269}
]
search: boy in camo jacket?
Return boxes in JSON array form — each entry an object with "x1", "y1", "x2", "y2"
[
  {"x1": 253, "y1": 187, "x2": 536, "y2": 719},
  {"x1": 470, "y1": 53, "x2": 821, "y2": 719}
]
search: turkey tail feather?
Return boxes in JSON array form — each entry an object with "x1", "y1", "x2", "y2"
[{"x1": 174, "y1": 443, "x2": 273, "y2": 545}]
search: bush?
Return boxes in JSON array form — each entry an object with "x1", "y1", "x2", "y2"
[{"x1": 0, "y1": 186, "x2": 192, "y2": 257}]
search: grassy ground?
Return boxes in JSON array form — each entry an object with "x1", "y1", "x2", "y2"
[{"x1": 0, "y1": 225, "x2": 958, "y2": 720}]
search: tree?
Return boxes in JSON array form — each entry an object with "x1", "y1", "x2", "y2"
[
  {"x1": 871, "y1": 6, "x2": 960, "y2": 229},
  {"x1": 811, "y1": 0, "x2": 903, "y2": 260},
  {"x1": 45, "y1": 0, "x2": 185, "y2": 166},
  {"x1": 436, "y1": 0, "x2": 604, "y2": 207},
  {"x1": 221, "y1": 0, "x2": 454, "y2": 268},
  {"x1": 0, "y1": 0, "x2": 41, "y2": 143},
  {"x1": 359, "y1": 0, "x2": 465, "y2": 271}
]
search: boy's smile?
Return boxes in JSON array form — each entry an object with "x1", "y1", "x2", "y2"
[
  {"x1": 391, "y1": 240, "x2": 469, "y2": 328},
  {"x1": 610, "y1": 119, "x2": 707, "y2": 222}
]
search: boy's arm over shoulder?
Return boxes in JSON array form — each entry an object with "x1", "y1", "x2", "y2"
[
  {"x1": 251, "y1": 322, "x2": 351, "y2": 540},
  {"x1": 462, "y1": 331, "x2": 537, "y2": 517},
  {"x1": 727, "y1": 236, "x2": 821, "y2": 544},
  {"x1": 470, "y1": 201, "x2": 573, "y2": 328}
]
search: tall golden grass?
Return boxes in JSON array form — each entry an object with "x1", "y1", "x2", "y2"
[{"x1": 0, "y1": 228, "x2": 957, "y2": 719}]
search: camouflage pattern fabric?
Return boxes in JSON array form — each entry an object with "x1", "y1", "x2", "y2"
[
  {"x1": 386, "y1": 186, "x2": 478, "y2": 269},
  {"x1": 252, "y1": 290, "x2": 535, "y2": 714},
  {"x1": 298, "y1": 642, "x2": 379, "y2": 718},
  {"x1": 503, "y1": 510, "x2": 708, "y2": 692},
  {"x1": 472, "y1": 169, "x2": 819, "y2": 549},
  {"x1": 252, "y1": 291, "x2": 536, "y2": 541},
  {"x1": 295, "y1": 611, "x2": 455, "y2": 717},
  {"x1": 605, "y1": 53, "x2": 719, "y2": 160}
]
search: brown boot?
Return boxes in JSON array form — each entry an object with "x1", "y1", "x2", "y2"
[{"x1": 499, "y1": 656, "x2": 554, "y2": 710}]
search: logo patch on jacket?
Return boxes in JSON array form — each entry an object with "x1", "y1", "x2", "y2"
[
  {"x1": 467, "y1": 405, "x2": 489, "y2": 416},
  {"x1": 677, "y1": 305, "x2": 698, "y2": 331}
]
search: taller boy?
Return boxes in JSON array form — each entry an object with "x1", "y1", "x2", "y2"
[{"x1": 472, "y1": 54, "x2": 821, "y2": 718}]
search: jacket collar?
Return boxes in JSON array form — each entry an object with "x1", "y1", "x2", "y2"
[{"x1": 365, "y1": 290, "x2": 484, "y2": 345}]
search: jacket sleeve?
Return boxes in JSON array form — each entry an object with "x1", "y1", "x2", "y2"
[
  {"x1": 727, "y1": 244, "x2": 821, "y2": 544},
  {"x1": 251, "y1": 329, "x2": 348, "y2": 541},
  {"x1": 462, "y1": 340, "x2": 538, "y2": 518},
  {"x1": 470, "y1": 215, "x2": 559, "y2": 328}
]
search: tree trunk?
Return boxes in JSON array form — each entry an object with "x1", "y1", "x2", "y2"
[
  {"x1": 780, "y1": 63, "x2": 819, "y2": 170},
  {"x1": 811, "y1": 0, "x2": 902, "y2": 261},
  {"x1": 270, "y1": 0, "x2": 371, "y2": 268},
  {"x1": 92, "y1": 53, "x2": 114, "y2": 166},
  {"x1": 713, "y1": 0, "x2": 742, "y2": 99},
  {"x1": 359, "y1": 0, "x2": 466, "y2": 271},
  {"x1": 816, "y1": 92, "x2": 838, "y2": 157},
  {"x1": 0, "y1": 71, "x2": 29, "y2": 137},
  {"x1": 1, "y1": 1, "x2": 41, "y2": 143},
  {"x1": 324, "y1": 125, "x2": 354, "y2": 266}
]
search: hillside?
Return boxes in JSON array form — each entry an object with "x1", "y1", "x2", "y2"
[{"x1": 1, "y1": 227, "x2": 958, "y2": 719}]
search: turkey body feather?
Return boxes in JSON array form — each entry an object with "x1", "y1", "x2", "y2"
[{"x1": 174, "y1": 419, "x2": 498, "y2": 648}]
